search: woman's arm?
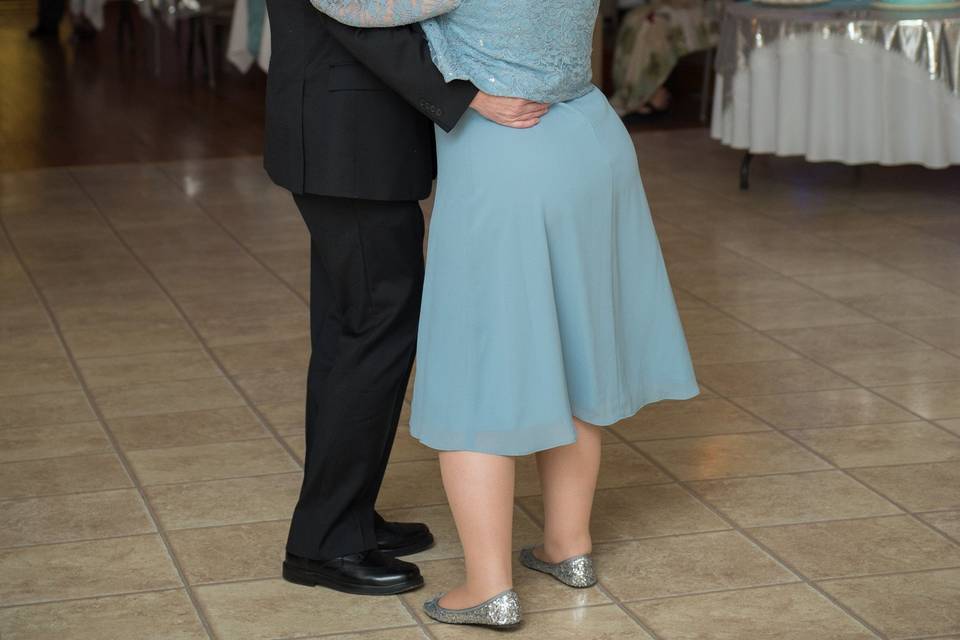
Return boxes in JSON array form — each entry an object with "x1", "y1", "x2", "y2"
[{"x1": 308, "y1": 0, "x2": 461, "y2": 27}]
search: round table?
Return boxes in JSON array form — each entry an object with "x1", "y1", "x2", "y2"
[{"x1": 710, "y1": 0, "x2": 960, "y2": 187}]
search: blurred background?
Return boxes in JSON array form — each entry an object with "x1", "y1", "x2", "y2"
[{"x1": 1, "y1": 0, "x2": 959, "y2": 639}]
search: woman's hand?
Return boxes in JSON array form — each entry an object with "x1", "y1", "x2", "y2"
[{"x1": 469, "y1": 92, "x2": 549, "y2": 128}]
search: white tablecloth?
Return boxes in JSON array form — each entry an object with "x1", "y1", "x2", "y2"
[
  {"x1": 226, "y1": 0, "x2": 270, "y2": 72},
  {"x1": 711, "y1": 28, "x2": 960, "y2": 169}
]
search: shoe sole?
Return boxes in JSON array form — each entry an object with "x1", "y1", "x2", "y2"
[
  {"x1": 379, "y1": 533, "x2": 435, "y2": 559},
  {"x1": 282, "y1": 563, "x2": 424, "y2": 596}
]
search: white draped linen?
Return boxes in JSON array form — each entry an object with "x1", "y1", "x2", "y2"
[
  {"x1": 711, "y1": 32, "x2": 960, "y2": 168},
  {"x1": 226, "y1": 0, "x2": 271, "y2": 72},
  {"x1": 711, "y1": 1, "x2": 960, "y2": 169}
]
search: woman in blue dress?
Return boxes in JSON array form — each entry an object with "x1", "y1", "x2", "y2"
[{"x1": 310, "y1": 0, "x2": 699, "y2": 627}]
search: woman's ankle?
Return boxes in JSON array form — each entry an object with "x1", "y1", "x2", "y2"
[{"x1": 538, "y1": 536, "x2": 592, "y2": 563}]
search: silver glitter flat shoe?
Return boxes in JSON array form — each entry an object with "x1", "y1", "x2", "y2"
[
  {"x1": 519, "y1": 546, "x2": 597, "y2": 588},
  {"x1": 423, "y1": 589, "x2": 522, "y2": 627}
]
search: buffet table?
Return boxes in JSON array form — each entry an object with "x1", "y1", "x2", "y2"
[{"x1": 710, "y1": 0, "x2": 960, "y2": 186}]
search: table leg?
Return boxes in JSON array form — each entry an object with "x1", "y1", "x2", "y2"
[
  {"x1": 739, "y1": 151, "x2": 752, "y2": 191},
  {"x1": 699, "y1": 48, "x2": 714, "y2": 124},
  {"x1": 203, "y1": 17, "x2": 217, "y2": 89}
]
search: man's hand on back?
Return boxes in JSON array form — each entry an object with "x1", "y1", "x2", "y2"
[{"x1": 469, "y1": 92, "x2": 549, "y2": 128}]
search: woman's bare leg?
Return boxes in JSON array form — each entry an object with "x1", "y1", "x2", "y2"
[
  {"x1": 534, "y1": 418, "x2": 602, "y2": 562},
  {"x1": 437, "y1": 451, "x2": 515, "y2": 608}
]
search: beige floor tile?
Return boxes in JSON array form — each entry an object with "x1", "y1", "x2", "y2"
[
  {"x1": 844, "y1": 291, "x2": 960, "y2": 322},
  {"x1": 597, "y1": 530, "x2": 796, "y2": 601},
  {"x1": 678, "y1": 307, "x2": 752, "y2": 336},
  {"x1": 749, "y1": 515, "x2": 960, "y2": 579},
  {"x1": 313, "y1": 630, "x2": 427, "y2": 640},
  {"x1": 51, "y1": 291, "x2": 183, "y2": 328},
  {"x1": 77, "y1": 350, "x2": 220, "y2": 389},
  {"x1": 681, "y1": 275, "x2": 824, "y2": 307},
  {"x1": 0, "y1": 357, "x2": 79, "y2": 398},
  {"x1": 0, "y1": 390, "x2": 95, "y2": 429},
  {"x1": 686, "y1": 332, "x2": 800, "y2": 365},
  {"x1": 941, "y1": 418, "x2": 960, "y2": 436},
  {"x1": 0, "y1": 422, "x2": 112, "y2": 463},
  {"x1": 819, "y1": 568, "x2": 960, "y2": 639},
  {"x1": 629, "y1": 583, "x2": 876, "y2": 640},
  {"x1": 794, "y1": 270, "x2": 941, "y2": 300},
  {"x1": 520, "y1": 484, "x2": 728, "y2": 542},
  {"x1": 400, "y1": 557, "x2": 610, "y2": 623},
  {"x1": 0, "y1": 325, "x2": 63, "y2": 361},
  {"x1": 108, "y1": 406, "x2": 268, "y2": 450},
  {"x1": 636, "y1": 432, "x2": 831, "y2": 480},
  {"x1": 596, "y1": 443, "x2": 672, "y2": 488},
  {"x1": 376, "y1": 460, "x2": 447, "y2": 510},
  {"x1": 389, "y1": 427, "x2": 438, "y2": 463},
  {"x1": 0, "y1": 534, "x2": 181, "y2": 605},
  {"x1": 720, "y1": 299, "x2": 872, "y2": 331},
  {"x1": 790, "y1": 422, "x2": 960, "y2": 468},
  {"x1": 193, "y1": 311, "x2": 309, "y2": 347},
  {"x1": 167, "y1": 520, "x2": 288, "y2": 584},
  {"x1": 0, "y1": 489, "x2": 154, "y2": 548},
  {"x1": 733, "y1": 389, "x2": 917, "y2": 429},
  {"x1": 849, "y1": 462, "x2": 960, "y2": 511},
  {"x1": 921, "y1": 511, "x2": 960, "y2": 540},
  {"x1": 823, "y1": 350, "x2": 960, "y2": 387},
  {"x1": 174, "y1": 286, "x2": 306, "y2": 323},
  {"x1": 127, "y1": 438, "x2": 297, "y2": 485},
  {"x1": 61, "y1": 321, "x2": 201, "y2": 359},
  {"x1": 281, "y1": 435, "x2": 304, "y2": 463},
  {"x1": 768, "y1": 323, "x2": 932, "y2": 360},
  {"x1": 256, "y1": 401, "x2": 303, "y2": 432},
  {"x1": 92, "y1": 377, "x2": 245, "y2": 419},
  {"x1": 0, "y1": 453, "x2": 131, "y2": 499},
  {"x1": 894, "y1": 318, "x2": 960, "y2": 352},
  {"x1": 195, "y1": 578, "x2": 414, "y2": 639},
  {"x1": 378, "y1": 504, "x2": 542, "y2": 562},
  {"x1": 689, "y1": 471, "x2": 900, "y2": 527},
  {"x1": 146, "y1": 472, "x2": 301, "y2": 530},
  {"x1": 233, "y1": 368, "x2": 306, "y2": 406},
  {"x1": 696, "y1": 359, "x2": 856, "y2": 396},
  {"x1": 212, "y1": 339, "x2": 310, "y2": 375},
  {"x1": 873, "y1": 381, "x2": 960, "y2": 420},
  {"x1": 0, "y1": 589, "x2": 207, "y2": 640},
  {"x1": 613, "y1": 398, "x2": 770, "y2": 441}
]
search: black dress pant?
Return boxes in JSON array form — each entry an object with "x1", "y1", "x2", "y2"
[{"x1": 286, "y1": 193, "x2": 425, "y2": 562}]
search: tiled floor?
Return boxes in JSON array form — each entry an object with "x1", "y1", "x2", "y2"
[{"x1": 1, "y1": 132, "x2": 960, "y2": 639}]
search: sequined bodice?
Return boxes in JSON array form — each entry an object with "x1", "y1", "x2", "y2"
[{"x1": 309, "y1": 0, "x2": 600, "y2": 104}]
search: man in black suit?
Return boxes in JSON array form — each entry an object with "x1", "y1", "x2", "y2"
[{"x1": 264, "y1": 1, "x2": 546, "y2": 596}]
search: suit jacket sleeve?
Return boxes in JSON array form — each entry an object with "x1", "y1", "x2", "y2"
[{"x1": 321, "y1": 16, "x2": 477, "y2": 132}]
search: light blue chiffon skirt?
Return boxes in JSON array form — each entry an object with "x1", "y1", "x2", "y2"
[{"x1": 410, "y1": 87, "x2": 699, "y2": 456}]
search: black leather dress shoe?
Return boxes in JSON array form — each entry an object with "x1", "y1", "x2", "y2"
[
  {"x1": 375, "y1": 513, "x2": 435, "y2": 557},
  {"x1": 282, "y1": 550, "x2": 424, "y2": 596}
]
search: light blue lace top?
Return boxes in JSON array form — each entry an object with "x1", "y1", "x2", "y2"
[{"x1": 308, "y1": 0, "x2": 600, "y2": 104}]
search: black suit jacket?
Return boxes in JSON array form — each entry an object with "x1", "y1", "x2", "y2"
[{"x1": 263, "y1": 0, "x2": 477, "y2": 201}]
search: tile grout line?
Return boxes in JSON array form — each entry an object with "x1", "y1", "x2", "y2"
[
  {"x1": 676, "y1": 292, "x2": 960, "y2": 550},
  {"x1": 617, "y1": 436, "x2": 891, "y2": 640},
  {"x1": 0, "y1": 215, "x2": 218, "y2": 640},
  {"x1": 156, "y1": 165, "x2": 311, "y2": 308},
  {"x1": 65, "y1": 168, "x2": 436, "y2": 639},
  {"x1": 511, "y1": 498, "x2": 667, "y2": 640},
  {"x1": 63, "y1": 169, "x2": 306, "y2": 470}
]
